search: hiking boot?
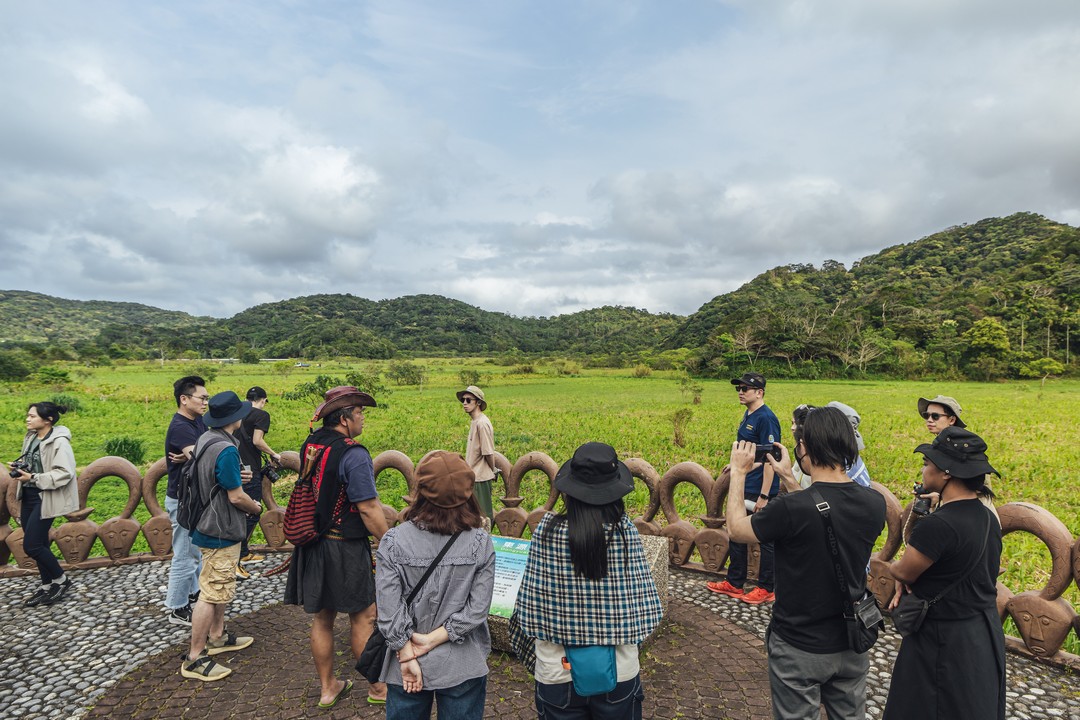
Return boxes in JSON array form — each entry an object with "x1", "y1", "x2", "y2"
[
  {"x1": 168, "y1": 605, "x2": 193, "y2": 626},
  {"x1": 240, "y1": 553, "x2": 264, "y2": 563},
  {"x1": 180, "y1": 652, "x2": 232, "y2": 681},
  {"x1": 706, "y1": 580, "x2": 744, "y2": 598},
  {"x1": 42, "y1": 578, "x2": 73, "y2": 605},
  {"x1": 740, "y1": 587, "x2": 776, "y2": 605},
  {"x1": 235, "y1": 564, "x2": 250, "y2": 581},
  {"x1": 206, "y1": 629, "x2": 254, "y2": 656},
  {"x1": 24, "y1": 587, "x2": 50, "y2": 607}
]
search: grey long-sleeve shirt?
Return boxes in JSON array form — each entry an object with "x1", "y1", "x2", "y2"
[{"x1": 375, "y1": 522, "x2": 495, "y2": 689}]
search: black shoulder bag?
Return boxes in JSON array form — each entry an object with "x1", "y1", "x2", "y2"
[
  {"x1": 892, "y1": 508, "x2": 991, "y2": 638},
  {"x1": 355, "y1": 531, "x2": 463, "y2": 684},
  {"x1": 810, "y1": 488, "x2": 884, "y2": 654}
]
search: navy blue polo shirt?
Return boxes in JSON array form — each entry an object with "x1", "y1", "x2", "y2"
[{"x1": 737, "y1": 403, "x2": 782, "y2": 497}]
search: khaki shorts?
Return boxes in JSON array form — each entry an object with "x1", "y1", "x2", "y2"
[{"x1": 198, "y1": 544, "x2": 241, "y2": 604}]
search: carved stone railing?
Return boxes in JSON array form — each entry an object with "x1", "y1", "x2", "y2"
[{"x1": 3, "y1": 452, "x2": 1078, "y2": 669}]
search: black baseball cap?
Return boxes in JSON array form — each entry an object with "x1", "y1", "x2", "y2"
[{"x1": 730, "y1": 372, "x2": 766, "y2": 390}]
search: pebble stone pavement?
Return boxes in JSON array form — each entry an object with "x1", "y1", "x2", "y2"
[{"x1": 0, "y1": 557, "x2": 1076, "y2": 720}]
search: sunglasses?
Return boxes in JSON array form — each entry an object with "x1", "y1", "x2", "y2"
[
  {"x1": 921, "y1": 411, "x2": 951, "y2": 421},
  {"x1": 461, "y1": 398, "x2": 476, "y2": 404},
  {"x1": 735, "y1": 385, "x2": 758, "y2": 393}
]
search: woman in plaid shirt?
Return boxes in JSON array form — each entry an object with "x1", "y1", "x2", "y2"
[{"x1": 510, "y1": 442, "x2": 663, "y2": 719}]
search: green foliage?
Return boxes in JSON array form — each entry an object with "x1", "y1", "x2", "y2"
[
  {"x1": 549, "y1": 359, "x2": 581, "y2": 376},
  {"x1": 677, "y1": 374, "x2": 703, "y2": 404},
  {"x1": 48, "y1": 393, "x2": 82, "y2": 413},
  {"x1": 511, "y1": 364, "x2": 536, "y2": 374},
  {"x1": 190, "y1": 363, "x2": 219, "y2": 384},
  {"x1": 671, "y1": 408, "x2": 693, "y2": 447},
  {"x1": 459, "y1": 369, "x2": 483, "y2": 387},
  {"x1": 344, "y1": 369, "x2": 389, "y2": 398},
  {"x1": 632, "y1": 364, "x2": 652, "y2": 378},
  {"x1": 233, "y1": 342, "x2": 261, "y2": 364},
  {"x1": 964, "y1": 317, "x2": 1011, "y2": 359},
  {"x1": 0, "y1": 349, "x2": 33, "y2": 380},
  {"x1": 283, "y1": 375, "x2": 345, "y2": 405},
  {"x1": 1019, "y1": 357, "x2": 1065, "y2": 378},
  {"x1": 104, "y1": 436, "x2": 146, "y2": 465},
  {"x1": 34, "y1": 366, "x2": 70, "y2": 387},
  {"x1": 387, "y1": 361, "x2": 426, "y2": 386}
]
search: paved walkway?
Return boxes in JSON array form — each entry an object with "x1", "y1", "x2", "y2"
[{"x1": 1, "y1": 557, "x2": 1078, "y2": 719}]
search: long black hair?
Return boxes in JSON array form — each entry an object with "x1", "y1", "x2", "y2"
[{"x1": 551, "y1": 495, "x2": 625, "y2": 581}]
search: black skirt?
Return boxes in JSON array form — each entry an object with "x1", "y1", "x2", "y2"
[
  {"x1": 884, "y1": 607, "x2": 1005, "y2": 720},
  {"x1": 284, "y1": 537, "x2": 375, "y2": 614}
]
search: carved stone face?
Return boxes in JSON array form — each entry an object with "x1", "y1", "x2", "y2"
[
  {"x1": 695, "y1": 529, "x2": 729, "y2": 573},
  {"x1": 142, "y1": 516, "x2": 173, "y2": 556},
  {"x1": 260, "y1": 510, "x2": 285, "y2": 547},
  {"x1": 1006, "y1": 593, "x2": 1074, "y2": 657}
]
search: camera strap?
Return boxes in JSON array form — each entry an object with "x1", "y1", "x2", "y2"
[{"x1": 809, "y1": 487, "x2": 860, "y2": 617}]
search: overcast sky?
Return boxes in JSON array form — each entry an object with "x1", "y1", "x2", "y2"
[{"x1": 2, "y1": 1, "x2": 1078, "y2": 319}]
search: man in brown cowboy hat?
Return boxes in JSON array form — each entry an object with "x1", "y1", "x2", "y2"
[
  {"x1": 284, "y1": 386, "x2": 390, "y2": 707},
  {"x1": 457, "y1": 385, "x2": 497, "y2": 522}
]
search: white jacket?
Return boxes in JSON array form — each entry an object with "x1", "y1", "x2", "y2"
[{"x1": 15, "y1": 426, "x2": 79, "y2": 519}]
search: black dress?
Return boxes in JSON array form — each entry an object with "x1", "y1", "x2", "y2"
[{"x1": 883, "y1": 499, "x2": 1006, "y2": 720}]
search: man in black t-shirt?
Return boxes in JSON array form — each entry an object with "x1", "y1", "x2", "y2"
[
  {"x1": 725, "y1": 406, "x2": 885, "y2": 720},
  {"x1": 236, "y1": 386, "x2": 282, "y2": 571}
]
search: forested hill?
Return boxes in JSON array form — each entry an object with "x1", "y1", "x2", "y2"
[
  {"x1": 670, "y1": 212, "x2": 1079, "y2": 379},
  {"x1": 0, "y1": 291, "x2": 209, "y2": 345},
  {"x1": 2, "y1": 212, "x2": 1077, "y2": 380}
]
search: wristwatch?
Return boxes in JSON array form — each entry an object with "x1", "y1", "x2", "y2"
[{"x1": 758, "y1": 493, "x2": 770, "y2": 501}]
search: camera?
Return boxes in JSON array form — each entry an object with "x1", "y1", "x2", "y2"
[
  {"x1": 261, "y1": 454, "x2": 281, "y2": 483},
  {"x1": 9, "y1": 458, "x2": 31, "y2": 478},
  {"x1": 754, "y1": 444, "x2": 780, "y2": 463},
  {"x1": 912, "y1": 483, "x2": 932, "y2": 516}
]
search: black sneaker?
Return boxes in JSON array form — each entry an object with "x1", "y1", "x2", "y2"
[
  {"x1": 168, "y1": 604, "x2": 193, "y2": 626},
  {"x1": 42, "y1": 578, "x2": 72, "y2": 605},
  {"x1": 24, "y1": 587, "x2": 50, "y2": 607},
  {"x1": 188, "y1": 590, "x2": 201, "y2": 605}
]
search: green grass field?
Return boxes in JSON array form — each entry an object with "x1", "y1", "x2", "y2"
[{"x1": 2, "y1": 359, "x2": 1078, "y2": 650}]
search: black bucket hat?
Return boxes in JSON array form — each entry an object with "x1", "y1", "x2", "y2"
[
  {"x1": 205, "y1": 391, "x2": 252, "y2": 428},
  {"x1": 555, "y1": 442, "x2": 635, "y2": 505},
  {"x1": 914, "y1": 426, "x2": 997, "y2": 478}
]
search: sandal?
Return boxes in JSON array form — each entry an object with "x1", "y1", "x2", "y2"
[
  {"x1": 318, "y1": 679, "x2": 353, "y2": 709},
  {"x1": 180, "y1": 653, "x2": 233, "y2": 681}
]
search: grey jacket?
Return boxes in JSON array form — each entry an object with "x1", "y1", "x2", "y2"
[
  {"x1": 16, "y1": 427, "x2": 79, "y2": 520},
  {"x1": 192, "y1": 429, "x2": 247, "y2": 542}
]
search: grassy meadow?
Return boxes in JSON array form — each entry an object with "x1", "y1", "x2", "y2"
[{"x1": 2, "y1": 359, "x2": 1078, "y2": 649}]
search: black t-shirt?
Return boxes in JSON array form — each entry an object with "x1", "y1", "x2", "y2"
[
  {"x1": 908, "y1": 499, "x2": 1001, "y2": 620},
  {"x1": 751, "y1": 482, "x2": 886, "y2": 653},
  {"x1": 239, "y1": 407, "x2": 271, "y2": 470},
  {"x1": 165, "y1": 412, "x2": 207, "y2": 499}
]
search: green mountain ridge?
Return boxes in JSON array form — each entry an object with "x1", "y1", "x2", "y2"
[{"x1": 2, "y1": 212, "x2": 1077, "y2": 380}]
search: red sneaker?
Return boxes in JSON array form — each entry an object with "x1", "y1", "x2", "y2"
[
  {"x1": 706, "y1": 580, "x2": 745, "y2": 598},
  {"x1": 740, "y1": 587, "x2": 776, "y2": 605}
]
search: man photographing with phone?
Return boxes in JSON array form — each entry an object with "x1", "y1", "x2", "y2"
[{"x1": 706, "y1": 371, "x2": 781, "y2": 605}]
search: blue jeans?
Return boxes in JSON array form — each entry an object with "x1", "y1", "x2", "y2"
[
  {"x1": 20, "y1": 487, "x2": 63, "y2": 584},
  {"x1": 536, "y1": 675, "x2": 644, "y2": 720},
  {"x1": 386, "y1": 676, "x2": 487, "y2": 720},
  {"x1": 164, "y1": 495, "x2": 202, "y2": 609}
]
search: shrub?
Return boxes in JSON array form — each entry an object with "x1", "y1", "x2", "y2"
[
  {"x1": 34, "y1": 366, "x2": 70, "y2": 387},
  {"x1": 672, "y1": 408, "x2": 693, "y2": 447},
  {"x1": 549, "y1": 359, "x2": 581, "y2": 376},
  {"x1": 104, "y1": 436, "x2": 146, "y2": 465},
  {"x1": 459, "y1": 369, "x2": 483, "y2": 387},
  {"x1": 48, "y1": 393, "x2": 82, "y2": 413},
  {"x1": 0, "y1": 350, "x2": 34, "y2": 381},
  {"x1": 632, "y1": 364, "x2": 652, "y2": 378},
  {"x1": 387, "y1": 361, "x2": 426, "y2": 386},
  {"x1": 511, "y1": 364, "x2": 536, "y2": 375}
]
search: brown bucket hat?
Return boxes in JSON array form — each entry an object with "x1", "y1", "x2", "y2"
[{"x1": 313, "y1": 386, "x2": 377, "y2": 421}]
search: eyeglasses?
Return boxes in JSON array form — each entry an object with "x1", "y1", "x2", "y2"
[
  {"x1": 921, "y1": 412, "x2": 951, "y2": 421},
  {"x1": 185, "y1": 394, "x2": 210, "y2": 403}
]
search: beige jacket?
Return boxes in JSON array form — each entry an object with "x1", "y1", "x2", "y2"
[{"x1": 15, "y1": 426, "x2": 79, "y2": 519}]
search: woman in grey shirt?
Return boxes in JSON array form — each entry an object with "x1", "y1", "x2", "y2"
[{"x1": 376, "y1": 450, "x2": 495, "y2": 719}]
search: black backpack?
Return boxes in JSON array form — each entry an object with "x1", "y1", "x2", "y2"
[{"x1": 176, "y1": 435, "x2": 230, "y2": 532}]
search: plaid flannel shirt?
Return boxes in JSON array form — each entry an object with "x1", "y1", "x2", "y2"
[{"x1": 509, "y1": 513, "x2": 663, "y2": 671}]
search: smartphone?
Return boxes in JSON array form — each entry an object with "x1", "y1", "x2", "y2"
[{"x1": 754, "y1": 444, "x2": 780, "y2": 463}]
